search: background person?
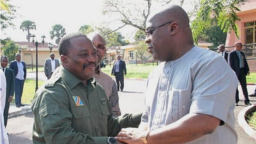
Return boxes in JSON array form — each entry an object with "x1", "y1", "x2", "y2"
[
  {"x1": 44, "y1": 53, "x2": 60, "y2": 79},
  {"x1": 228, "y1": 42, "x2": 251, "y2": 106},
  {"x1": 1, "y1": 56, "x2": 15, "y2": 127},
  {"x1": 111, "y1": 55, "x2": 126, "y2": 92},
  {"x1": 9, "y1": 53, "x2": 26, "y2": 108},
  {"x1": 32, "y1": 33, "x2": 141, "y2": 144},
  {"x1": 0, "y1": 70, "x2": 9, "y2": 144},
  {"x1": 218, "y1": 44, "x2": 228, "y2": 62},
  {"x1": 116, "y1": 4, "x2": 238, "y2": 144},
  {"x1": 92, "y1": 33, "x2": 121, "y2": 118}
]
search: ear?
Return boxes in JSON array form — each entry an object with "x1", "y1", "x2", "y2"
[
  {"x1": 60, "y1": 55, "x2": 68, "y2": 66},
  {"x1": 168, "y1": 22, "x2": 179, "y2": 36}
]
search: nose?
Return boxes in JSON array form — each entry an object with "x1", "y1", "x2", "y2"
[
  {"x1": 145, "y1": 36, "x2": 151, "y2": 43},
  {"x1": 87, "y1": 53, "x2": 96, "y2": 63}
]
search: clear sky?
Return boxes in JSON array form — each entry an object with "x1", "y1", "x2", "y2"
[{"x1": 1, "y1": 0, "x2": 108, "y2": 43}]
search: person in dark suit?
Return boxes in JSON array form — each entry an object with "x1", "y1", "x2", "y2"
[
  {"x1": 218, "y1": 44, "x2": 228, "y2": 62},
  {"x1": 111, "y1": 55, "x2": 127, "y2": 91},
  {"x1": 44, "y1": 53, "x2": 60, "y2": 79},
  {"x1": 1, "y1": 56, "x2": 14, "y2": 127},
  {"x1": 228, "y1": 42, "x2": 251, "y2": 106},
  {"x1": 9, "y1": 53, "x2": 26, "y2": 108}
]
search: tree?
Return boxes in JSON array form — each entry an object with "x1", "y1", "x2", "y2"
[
  {"x1": 0, "y1": 0, "x2": 17, "y2": 30},
  {"x1": 200, "y1": 23, "x2": 227, "y2": 49},
  {"x1": 20, "y1": 20, "x2": 36, "y2": 42},
  {"x1": 102, "y1": 0, "x2": 248, "y2": 43},
  {"x1": 134, "y1": 41, "x2": 152, "y2": 64},
  {"x1": 191, "y1": 0, "x2": 247, "y2": 43},
  {"x1": 79, "y1": 25, "x2": 94, "y2": 35},
  {"x1": 134, "y1": 30, "x2": 146, "y2": 41},
  {"x1": 50, "y1": 24, "x2": 66, "y2": 45},
  {"x1": 2, "y1": 40, "x2": 19, "y2": 61},
  {"x1": 1, "y1": 0, "x2": 9, "y2": 11},
  {"x1": 133, "y1": 30, "x2": 152, "y2": 64},
  {"x1": 96, "y1": 26, "x2": 129, "y2": 47}
]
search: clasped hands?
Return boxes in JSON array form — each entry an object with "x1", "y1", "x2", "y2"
[{"x1": 115, "y1": 128, "x2": 148, "y2": 144}]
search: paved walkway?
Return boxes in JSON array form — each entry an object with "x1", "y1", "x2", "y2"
[{"x1": 7, "y1": 72, "x2": 256, "y2": 143}]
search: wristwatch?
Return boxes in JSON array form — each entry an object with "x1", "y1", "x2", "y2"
[{"x1": 107, "y1": 137, "x2": 117, "y2": 144}]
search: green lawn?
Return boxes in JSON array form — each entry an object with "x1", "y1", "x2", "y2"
[
  {"x1": 11, "y1": 79, "x2": 45, "y2": 104},
  {"x1": 26, "y1": 66, "x2": 44, "y2": 73},
  {"x1": 102, "y1": 63, "x2": 158, "y2": 79},
  {"x1": 103, "y1": 63, "x2": 256, "y2": 83},
  {"x1": 247, "y1": 73, "x2": 256, "y2": 84}
]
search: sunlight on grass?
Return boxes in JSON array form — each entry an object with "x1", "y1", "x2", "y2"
[
  {"x1": 12, "y1": 79, "x2": 45, "y2": 104},
  {"x1": 102, "y1": 63, "x2": 157, "y2": 79},
  {"x1": 247, "y1": 73, "x2": 256, "y2": 84},
  {"x1": 26, "y1": 66, "x2": 44, "y2": 73}
]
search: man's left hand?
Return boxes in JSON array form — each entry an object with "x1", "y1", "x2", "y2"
[{"x1": 8, "y1": 96, "x2": 13, "y2": 103}]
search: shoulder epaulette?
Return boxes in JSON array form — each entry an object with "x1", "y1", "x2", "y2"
[{"x1": 45, "y1": 76, "x2": 61, "y2": 88}]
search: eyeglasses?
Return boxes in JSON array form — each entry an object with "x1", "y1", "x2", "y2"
[
  {"x1": 145, "y1": 21, "x2": 174, "y2": 37},
  {"x1": 94, "y1": 44, "x2": 105, "y2": 50}
]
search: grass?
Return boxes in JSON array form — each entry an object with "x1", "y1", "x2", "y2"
[
  {"x1": 12, "y1": 79, "x2": 45, "y2": 104},
  {"x1": 248, "y1": 111, "x2": 256, "y2": 130},
  {"x1": 26, "y1": 66, "x2": 44, "y2": 73},
  {"x1": 102, "y1": 63, "x2": 158, "y2": 79},
  {"x1": 247, "y1": 73, "x2": 256, "y2": 84}
]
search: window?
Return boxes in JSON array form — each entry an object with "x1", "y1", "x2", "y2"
[
  {"x1": 129, "y1": 51, "x2": 134, "y2": 59},
  {"x1": 244, "y1": 21, "x2": 256, "y2": 44}
]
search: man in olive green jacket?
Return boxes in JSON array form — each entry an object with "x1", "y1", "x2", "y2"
[{"x1": 31, "y1": 33, "x2": 141, "y2": 144}]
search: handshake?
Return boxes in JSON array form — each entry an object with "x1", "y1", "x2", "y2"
[{"x1": 112, "y1": 128, "x2": 149, "y2": 144}]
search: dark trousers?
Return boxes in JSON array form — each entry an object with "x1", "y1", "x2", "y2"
[
  {"x1": 15, "y1": 78, "x2": 25, "y2": 106},
  {"x1": 236, "y1": 68, "x2": 250, "y2": 104},
  {"x1": 4, "y1": 99, "x2": 10, "y2": 127},
  {"x1": 115, "y1": 72, "x2": 124, "y2": 91}
]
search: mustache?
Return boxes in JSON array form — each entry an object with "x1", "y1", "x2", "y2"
[{"x1": 83, "y1": 62, "x2": 97, "y2": 70}]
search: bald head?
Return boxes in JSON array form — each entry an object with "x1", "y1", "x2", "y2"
[
  {"x1": 145, "y1": 4, "x2": 194, "y2": 62},
  {"x1": 148, "y1": 5, "x2": 190, "y2": 29},
  {"x1": 92, "y1": 33, "x2": 106, "y2": 45}
]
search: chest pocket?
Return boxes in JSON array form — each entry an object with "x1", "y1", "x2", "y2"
[{"x1": 99, "y1": 98, "x2": 110, "y2": 115}]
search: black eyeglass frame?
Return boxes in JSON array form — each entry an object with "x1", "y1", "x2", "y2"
[{"x1": 145, "y1": 21, "x2": 174, "y2": 37}]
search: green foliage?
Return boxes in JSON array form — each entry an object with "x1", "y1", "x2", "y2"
[
  {"x1": 96, "y1": 26, "x2": 129, "y2": 47},
  {"x1": 200, "y1": 22, "x2": 227, "y2": 48},
  {"x1": 0, "y1": 0, "x2": 16, "y2": 30},
  {"x1": 20, "y1": 20, "x2": 36, "y2": 42},
  {"x1": 248, "y1": 111, "x2": 256, "y2": 130},
  {"x1": 1, "y1": 0, "x2": 9, "y2": 11},
  {"x1": 50, "y1": 24, "x2": 66, "y2": 45},
  {"x1": 134, "y1": 41, "x2": 152, "y2": 64},
  {"x1": 134, "y1": 30, "x2": 146, "y2": 41},
  {"x1": 79, "y1": 25, "x2": 94, "y2": 35},
  {"x1": 2, "y1": 40, "x2": 19, "y2": 61},
  {"x1": 192, "y1": 0, "x2": 247, "y2": 43}
]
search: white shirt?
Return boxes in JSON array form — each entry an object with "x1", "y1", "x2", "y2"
[
  {"x1": 141, "y1": 46, "x2": 238, "y2": 144},
  {"x1": 16, "y1": 61, "x2": 24, "y2": 80},
  {"x1": 51, "y1": 59, "x2": 56, "y2": 72},
  {"x1": 0, "y1": 70, "x2": 9, "y2": 144},
  {"x1": 115, "y1": 60, "x2": 120, "y2": 72}
]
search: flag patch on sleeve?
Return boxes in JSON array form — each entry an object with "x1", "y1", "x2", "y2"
[{"x1": 72, "y1": 96, "x2": 84, "y2": 106}]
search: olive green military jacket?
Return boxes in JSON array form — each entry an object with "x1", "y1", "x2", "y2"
[{"x1": 31, "y1": 66, "x2": 141, "y2": 144}]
